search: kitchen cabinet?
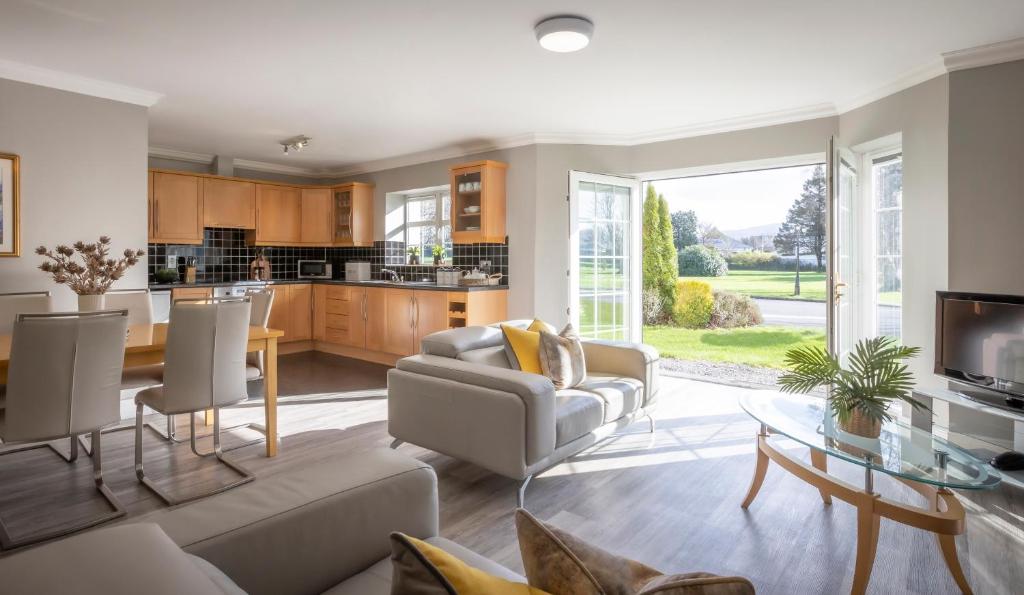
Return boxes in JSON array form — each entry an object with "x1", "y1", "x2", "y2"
[
  {"x1": 203, "y1": 178, "x2": 256, "y2": 229},
  {"x1": 300, "y1": 188, "x2": 333, "y2": 245},
  {"x1": 313, "y1": 285, "x2": 327, "y2": 341},
  {"x1": 364, "y1": 287, "x2": 388, "y2": 353},
  {"x1": 255, "y1": 185, "x2": 302, "y2": 244},
  {"x1": 450, "y1": 160, "x2": 507, "y2": 244},
  {"x1": 414, "y1": 291, "x2": 449, "y2": 345},
  {"x1": 382, "y1": 288, "x2": 416, "y2": 356},
  {"x1": 332, "y1": 183, "x2": 374, "y2": 247},
  {"x1": 446, "y1": 290, "x2": 508, "y2": 328},
  {"x1": 170, "y1": 287, "x2": 212, "y2": 302},
  {"x1": 151, "y1": 172, "x2": 204, "y2": 244},
  {"x1": 265, "y1": 283, "x2": 311, "y2": 343},
  {"x1": 317, "y1": 285, "x2": 367, "y2": 348}
]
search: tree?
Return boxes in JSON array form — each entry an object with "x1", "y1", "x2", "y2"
[
  {"x1": 641, "y1": 184, "x2": 678, "y2": 322},
  {"x1": 773, "y1": 165, "x2": 827, "y2": 271},
  {"x1": 657, "y1": 194, "x2": 678, "y2": 313},
  {"x1": 671, "y1": 210, "x2": 699, "y2": 251}
]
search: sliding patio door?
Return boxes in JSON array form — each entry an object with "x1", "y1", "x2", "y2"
[
  {"x1": 827, "y1": 137, "x2": 860, "y2": 363},
  {"x1": 568, "y1": 171, "x2": 642, "y2": 342}
]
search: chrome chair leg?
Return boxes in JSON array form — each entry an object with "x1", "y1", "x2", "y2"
[
  {"x1": 646, "y1": 413, "x2": 656, "y2": 434},
  {"x1": 389, "y1": 438, "x2": 404, "y2": 449},
  {"x1": 80, "y1": 412, "x2": 186, "y2": 458},
  {"x1": 135, "y1": 405, "x2": 254, "y2": 507},
  {"x1": 517, "y1": 475, "x2": 533, "y2": 509},
  {"x1": 0, "y1": 430, "x2": 125, "y2": 550}
]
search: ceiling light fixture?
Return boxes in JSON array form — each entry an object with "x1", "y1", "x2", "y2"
[
  {"x1": 535, "y1": 15, "x2": 593, "y2": 53},
  {"x1": 281, "y1": 135, "x2": 311, "y2": 155}
]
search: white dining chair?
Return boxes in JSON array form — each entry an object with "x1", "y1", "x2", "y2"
[
  {"x1": 244, "y1": 288, "x2": 274, "y2": 381},
  {"x1": 0, "y1": 291, "x2": 52, "y2": 335},
  {"x1": 0, "y1": 310, "x2": 128, "y2": 549},
  {"x1": 134, "y1": 297, "x2": 254, "y2": 505},
  {"x1": 103, "y1": 288, "x2": 154, "y2": 326}
]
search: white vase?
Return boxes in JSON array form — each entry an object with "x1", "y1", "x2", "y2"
[{"x1": 78, "y1": 294, "x2": 106, "y2": 312}]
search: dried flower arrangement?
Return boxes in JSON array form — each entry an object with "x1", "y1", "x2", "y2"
[{"x1": 36, "y1": 236, "x2": 145, "y2": 295}]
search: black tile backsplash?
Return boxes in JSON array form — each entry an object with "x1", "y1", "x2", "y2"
[{"x1": 149, "y1": 231, "x2": 509, "y2": 285}]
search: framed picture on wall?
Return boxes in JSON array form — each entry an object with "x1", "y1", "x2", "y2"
[{"x1": 0, "y1": 152, "x2": 19, "y2": 257}]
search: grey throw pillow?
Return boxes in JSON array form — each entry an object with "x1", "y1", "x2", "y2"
[{"x1": 538, "y1": 324, "x2": 587, "y2": 389}]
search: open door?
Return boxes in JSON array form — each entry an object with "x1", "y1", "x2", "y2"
[
  {"x1": 827, "y1": 137, "x2": 859, "y2": 363},
  {"x1": 568, "y1": 171, "x2": 642, "y2": 342}
]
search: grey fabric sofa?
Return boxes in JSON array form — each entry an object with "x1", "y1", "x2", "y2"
[
  {"x1": 387, "y1": 322, "x2": 660, "y2": 506},
  {"x1": 0, "y1": 449, "x2": 524, "y2": 595}
]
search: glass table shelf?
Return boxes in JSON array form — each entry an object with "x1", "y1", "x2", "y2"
[{"x1": 739, "y1": 391, "x2": 1001, "y2": 490}]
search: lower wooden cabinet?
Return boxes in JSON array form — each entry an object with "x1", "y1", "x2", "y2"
[
  {"x1": 266, "y1": 283, "x2": 312, "y2": 343},
  {"x1": 170, "y1": 287, "x2": 213, "y2": 302},
  {"x1": 414, "y1": 291, "x2": 449, "y2": 346},
  {"x1": 316, "y1": 285, "x2": 367, "y2": 348}
]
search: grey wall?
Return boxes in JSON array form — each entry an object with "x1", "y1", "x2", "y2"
[
  {"x1": 0, "y1": 79, "x2": 149, "y2": 310},
  {"x1": 839, "y1": 75, "x2": 950, "y2": 388},
  {"x1": 948, "y1": 59, "x2": 1024, "y2": 294}
]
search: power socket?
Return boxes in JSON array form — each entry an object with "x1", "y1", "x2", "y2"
[
  {"x1": 480, "y1": 260, "x2": 491, "y2": 269},
  {"x1": 166, "y1": 255, "x2": 177, "y2": 269}
]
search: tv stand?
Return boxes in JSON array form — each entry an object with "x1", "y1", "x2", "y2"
[{"x1": 912, "y1": 386, "x2": 1024, "y2": 471}]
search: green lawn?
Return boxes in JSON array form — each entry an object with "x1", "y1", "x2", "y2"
[
  {"x1": 643, "y1": 324, "x2": 826, "y2": 369},
  {"x1": 682, "y1": 270, "x2": 827, "y2": 302}
]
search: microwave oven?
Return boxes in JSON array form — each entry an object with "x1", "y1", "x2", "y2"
[{"x1": 297, "y1": 260, "x2": 332, "y2": 279}]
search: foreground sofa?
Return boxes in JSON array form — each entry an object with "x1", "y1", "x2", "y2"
[
  {"x1": 388, "y1": 322, "x2": 660, "y2": 506},
  {"x1": 0, "y1": 449, "x2": 523, "y2": 595}
]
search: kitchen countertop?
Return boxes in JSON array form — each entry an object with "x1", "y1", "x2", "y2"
[{"x1": 148, "y1": 279, "x2": 509, "y2": 292}]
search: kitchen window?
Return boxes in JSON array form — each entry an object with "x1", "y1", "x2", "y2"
[{"x1": 405, "y1": 189, "x2": 451, "y2": 263}]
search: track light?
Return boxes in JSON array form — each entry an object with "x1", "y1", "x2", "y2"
[{"x1": 281, "y1": 135, "x2": 311, "y2": 155}]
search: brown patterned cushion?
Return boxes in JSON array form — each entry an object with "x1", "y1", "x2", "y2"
[
  {"x1": 515, "y1": 510, "x2": 755, "y2": 595},
  {"x1": 538, "y1": 324, "x2": 587, "y2": 389}
]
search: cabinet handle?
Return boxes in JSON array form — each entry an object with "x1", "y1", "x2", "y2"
[
  {"x1": 154, "y1": 199, "x2": 159, "y2": 232},
  {"x1": 409, "y1": 296, "x2": 415, "y2": 328},
  {"x1": 362, "y1": 293, "x2": 367, "y2": 321}
]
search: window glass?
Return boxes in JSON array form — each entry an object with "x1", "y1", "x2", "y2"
[
  {"x1": 404, "y1": 189, "x2": 452, "y2": 262},
  {"x1": 873, "y1": 155, "x2": 902, "y2": 339}
]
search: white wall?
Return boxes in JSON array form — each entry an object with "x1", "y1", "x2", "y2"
[
  {"x1": 0, "y1": 79, "x2": 149, "y2": 310},
  {"x1": 838, "y1": 75, "x2": 950, "y2": 387}
]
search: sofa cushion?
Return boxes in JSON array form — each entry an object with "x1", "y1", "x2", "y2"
[
  {"x1": 457, "y1": 345, "x2": 512, "y2": 368},
  {"x1": 0, "y1": 523, "x2": 229, "y2": 595},
  {"x1": 573, "y1": 374, "x2": 645, "y2": 423},
  {"x1": 188, "y1": 554, "x2": 247, "y2": 595},
  {"x1": 421, "y1": 325, "x2": 505, "y2": 358},
  {"x1": 324, "y1": 536, "x2": 525, "y2": 595},
  {"x1": 538, "y1": 324, "x2": 587, "y2": 389},
  {"x1": 554, "y1": 391, "x2": 605, "y2": 447}
]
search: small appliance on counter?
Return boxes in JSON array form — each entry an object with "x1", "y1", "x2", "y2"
[
  {"x1": 437, "y1": 267, "x2": 463, "y2": 285},
  {"x1": 345, "y1": 261, "x2": 371, "y2": 281},
  {"x1": 298, "y1": 260, "x2": 332, "y2": 279},
  {"x1": 250, "y1": 251, "x2": 271, "y2": 281}
]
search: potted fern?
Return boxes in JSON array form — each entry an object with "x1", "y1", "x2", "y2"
[{"x1": 777, "y1": 337, "x2": 928, "y2": 438}]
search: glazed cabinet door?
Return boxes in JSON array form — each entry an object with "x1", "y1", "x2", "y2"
[
  {"x1": 203, "y1": 178, "x2": 256, "y2": 229},
  {"x1": 300, "y1": 188, "x2": 333, "y2": 245},
  {"x1": 152, "y1": 172, "x2": 203, "y2": 243},
  {"x1": 256, "y1": 185, "x2": 302, "y2": 244}
]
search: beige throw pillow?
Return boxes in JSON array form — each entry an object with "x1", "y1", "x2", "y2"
[
  {"x1": 515, "y1": 509, "x2": 755, "y2": 595},
  {"x1": 538, "y1": 324, "x2": 587, "y2": 389}
]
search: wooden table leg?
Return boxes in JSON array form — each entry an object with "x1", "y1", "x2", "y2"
[
  {"x1": 935, "y1": 489, "x2": 973, "y2": 595},
  {"x1": 851, "y1": 497, "x2": 881, "y2": 595},
  {"x1": 263, "y1": 337, "x2": 278, "y2": 457},
  {"x1": 809, "y1": 449, "x2": 833, "y2": 505},
  {"x1": 741, "y1": 431, "x2": 770, "y2": 509}
]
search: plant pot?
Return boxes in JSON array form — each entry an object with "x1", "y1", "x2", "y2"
[
  {"x1": 409, "y1": 256, "x2": 419, "y2": 265},
  {"x1": 839, "y1": 409, "x2": 882, "y2": 439},
  {"x1": 433, "y1": 256, "x2": 442, "y2": 266},
  {"x1": 77, "y1": 294, "x2": 106, "y2": 312}
]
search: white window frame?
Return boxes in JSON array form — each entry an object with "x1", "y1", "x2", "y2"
[
  {"x1": 403, "y1": 188, "x2": 451, "y2": 264},
  {"x1": 856, "y1": 144, "x2": 903, "y2": 341}
]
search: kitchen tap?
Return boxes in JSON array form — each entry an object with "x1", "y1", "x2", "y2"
[{"x1": 380, "y1": 268, "x2": 402, "y2": 283}]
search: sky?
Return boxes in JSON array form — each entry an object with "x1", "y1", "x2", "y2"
[{"x1": 645, "y1": 164, "x2": 822, "y2": 234}]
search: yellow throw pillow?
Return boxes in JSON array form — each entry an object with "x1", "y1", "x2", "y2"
[
  {"x1": 501, "y1": 319, "x2": 554, "y2": 374},
  {"x1": 390, "y1": 532, "x2": 550, "y2": 595}
]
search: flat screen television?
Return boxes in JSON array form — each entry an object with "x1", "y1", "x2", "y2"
[{"x1": 935, "y1": 291, "x2": 1024, "y2": 406}]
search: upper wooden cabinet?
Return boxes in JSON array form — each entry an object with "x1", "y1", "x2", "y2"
[
  {"x1": 450, "y1": 160, "x2": 507, "y2": 244},
  {"x1": 203, "y1": 178, "x2": 256, "y2": 229},
  {"x1": 332, "y1": 183, "x2": 374, "y2": 247},
  {"x1": 255, "y1": 184, "x2": 302, "y2": 245},
  {"x1": 300, "y1": 188, "x2": 333, "y2": 246},
  {"x1": 150, "y1": 172, "x2": 204, "y2": 244}
]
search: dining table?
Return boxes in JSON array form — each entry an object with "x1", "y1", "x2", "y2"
[{"x1": 0, "y1": 323, "x2": 285, "y2": 458}]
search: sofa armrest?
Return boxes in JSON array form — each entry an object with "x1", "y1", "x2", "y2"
[
  {"x1": 131, "y1": 449, "x2": 438, "y2": 595},
  {"x1": 390, "y1": 355, "x2": 557, "y2": 474},
  {"x1": 582, "y1": 340, "x2": 661, "y2": 408}
]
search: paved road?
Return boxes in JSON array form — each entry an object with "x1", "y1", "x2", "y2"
[
  {"x1": 755, "y1": 298, "x2": 825, "y2": 328},
  {"x1": 754, "y1": 298, "x2": 902, "y2": 336}
]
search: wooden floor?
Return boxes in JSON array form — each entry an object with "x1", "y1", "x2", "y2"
[{"x1": 1, "y1": 351, "x2": 1021, "y2": 594}]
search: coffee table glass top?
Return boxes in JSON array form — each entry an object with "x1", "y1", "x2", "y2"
[{"x1": 739, "y1": 391, "x2": 1001, "y2": 490}]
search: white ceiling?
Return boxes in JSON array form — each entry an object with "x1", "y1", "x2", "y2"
[{"x1": 2, "y1": 0, "x2": 1024, "y2": 174}]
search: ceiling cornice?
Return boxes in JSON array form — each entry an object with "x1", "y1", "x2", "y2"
[
  {"x1": 148, "y1": 146, "x2": 213, "y2": 164},
  {"x1": 834, "y1": 59, "x2": 947, "y2": 114},
  {"x1": 0, "y1": 58, "x2": 162, "y2": 107},
  {"x1": 942, "y1": 36, "x2": 1024, "y2": 72}
]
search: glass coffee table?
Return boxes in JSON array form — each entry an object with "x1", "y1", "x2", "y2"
[{"x1": 739, "y1": 391, "x2": 1000, "y2": 595}]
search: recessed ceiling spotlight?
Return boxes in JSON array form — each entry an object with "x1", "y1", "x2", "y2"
[
  {"x1": 281, "y1": 135, "x2": 311, "y2": 155},
  {"x1": 535, "y1": 15, "x2": 593, "y2": 53}
]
